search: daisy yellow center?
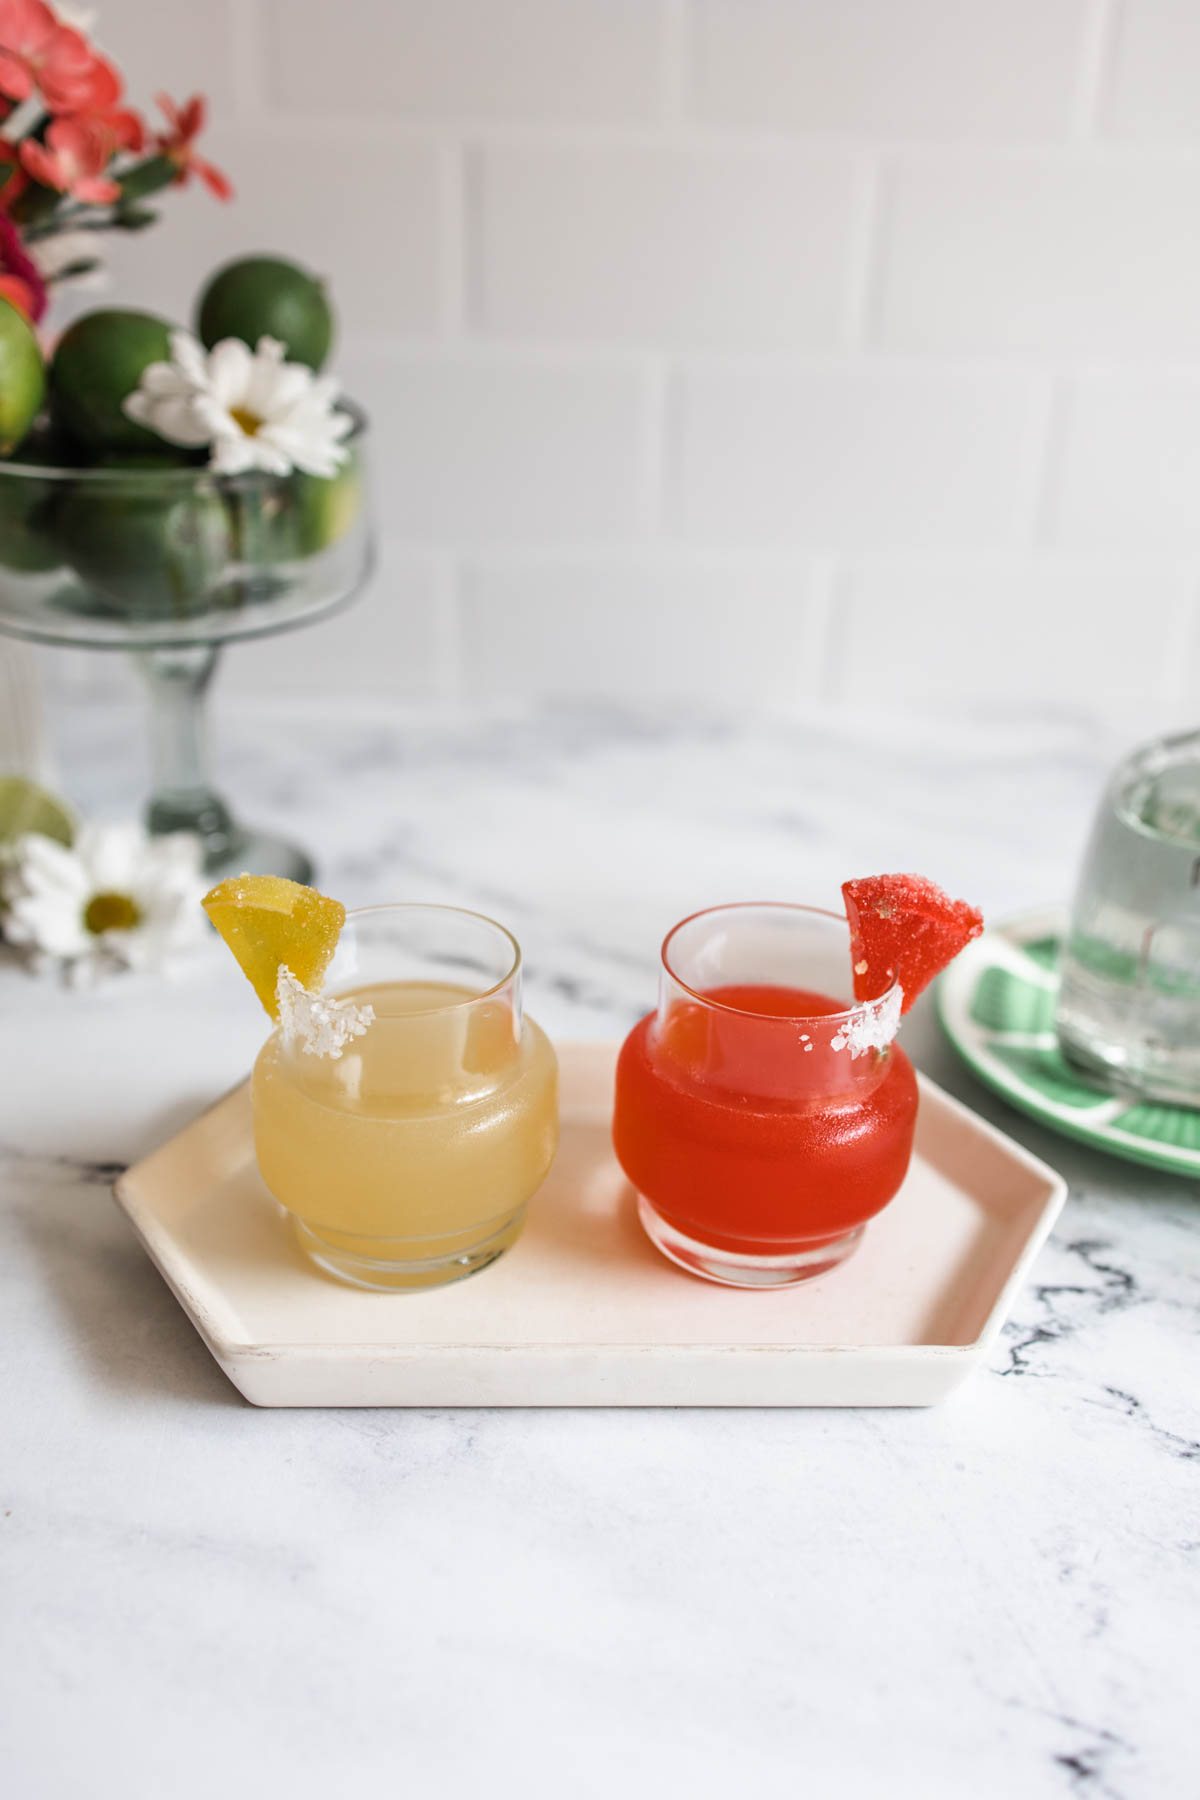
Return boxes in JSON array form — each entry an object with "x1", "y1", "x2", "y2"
[
  {"x1": 230, "y1": 405, "x2": 264, "y2": 437},
  {"x1": 84, "y1": 891, "x2": 142, "y2": 935}
]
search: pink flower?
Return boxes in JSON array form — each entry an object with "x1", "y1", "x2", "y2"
[
  {"x1": 0, "y1": 0, "x2": 104, "y2": 110},
  {"x1": 153, "y1": 93, "x2": 231, "y2": 200},
  {"x1": 0, "y1": 212, "x2": 45, "y2": 318},
  {"x1": 19, "y1": 114, "x2": 119, "y2": 204}
]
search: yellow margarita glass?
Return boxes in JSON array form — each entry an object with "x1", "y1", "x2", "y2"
[{"x1": 205, "y1": 881, "x2": 559, "y2": 1291}]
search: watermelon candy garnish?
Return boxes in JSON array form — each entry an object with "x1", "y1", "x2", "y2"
[{"x1": 842, "y1": 873, "x2": 983, "y2": 1015}]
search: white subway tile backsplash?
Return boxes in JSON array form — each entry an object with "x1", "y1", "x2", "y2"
[
  {"x1": 686, "y1": 0, "x2": 1089, "y2": 138},
  {"x1": 99, "y1": 127, "x2": 442, "y2": 339},
  {"x1": 335, "y1": 352, "x2": 651, "y2": 543},
  {"x1": 668, "y1": 369, "x2": 1045, "y2": 548},
  {"x1": 100, "y1": 0, "x2": 240, "y2": 117},
  {"x1": 474, "y1": 144, "x2": 864, "y2": 348},
  {"x1": 879, "y1": 155, "x2": 1200, "y2": 356},
  {"x1": 1050, "y1": 376, "x2": 1200, "y2": 547},
  {"x1": 224, "y1": 554, "x2": 443, "y2": 696},
  {"x1": 36, "y1": 0, "x2": 1200, "y2": 718},
  {"x1": 459, "y1": 559, "x2": 814, "y2": 704},
  {"x1": 262, "y1": 0, "x2": 664, "y2": 121},
  {"x1": 1104, "y1": 0, "x2": 1200, "y2": 139},
  {"x1": 834, "y1": 565, "x2": 1185, "y2": 705}
]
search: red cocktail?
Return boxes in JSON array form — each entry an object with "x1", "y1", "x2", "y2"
[{"x1": 613, "y1": 903, "x2": 919, "y2": 1287}]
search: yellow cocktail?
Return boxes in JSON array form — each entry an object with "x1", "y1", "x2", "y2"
[
  {"x1": 203, "y1": 892, "x2": 559, "y2": 1291},
  {"x1": 254, "y1": 971, "x2": 557, "y2": 1287}
]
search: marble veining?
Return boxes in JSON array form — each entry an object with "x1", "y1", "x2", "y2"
[{"x1": 1, "y1": 693, "x2": 1197, "y2": 1800}]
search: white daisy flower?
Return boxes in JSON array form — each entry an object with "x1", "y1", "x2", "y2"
[
  {"x1": 123, "y1": 331, "x2": 353, "y2": 478},
  {"x1": 1, "y1": 822, "x2": 208, "y2": 983}
]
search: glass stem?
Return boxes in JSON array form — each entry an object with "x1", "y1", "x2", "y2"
[{"x1": 134, "y1": 645, "x2": 237, "y2": 867}]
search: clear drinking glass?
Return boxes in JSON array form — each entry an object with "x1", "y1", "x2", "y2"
[
  {"x1": 251, "y1": 904, "x2": 559, "y2": 1290},
  {"x1": 612, "y1": 904, "x2": 919, "y2": 1288},
  {"x1": 1056, "y1": 727, "x2": 1200, "y2": 1106}
]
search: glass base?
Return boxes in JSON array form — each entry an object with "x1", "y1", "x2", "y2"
[
  {"x1": 204, "y1": 825, "x2": 314, "y2": 885},
  {"x1": 146, "y1": 790, "x2": 315, "y2": 883},
  {"x1": 636, "y1": 1195, "x2": 864, "y2": 1289},
  {"x1": 293, "y1": 1206, "x2": 527, "y2": 1292},
  {"x1": 1057, "y1": 1025, "x2": 1200, "y2": 1110}
]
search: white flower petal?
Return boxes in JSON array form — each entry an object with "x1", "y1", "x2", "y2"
[
  {"x1": 77, "y1": 822, "x2": 143, "y2": 891},
  {"x1": 207, "y1": 431, "x2": 261, "y2": 475},
  {"x1": 169, "y1": 331, "x2": 211, "y2": 387},
  {"x1": 206, "y1": 338, "x2": 254, "y2": 407},
  {"x1": 253, "y1": 362, "x2": 312, "y2": 419}
]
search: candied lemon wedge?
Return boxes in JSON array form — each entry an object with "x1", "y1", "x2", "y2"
[{"x1": 202, "y1": 874, "x2": 345, "y2": 1017}]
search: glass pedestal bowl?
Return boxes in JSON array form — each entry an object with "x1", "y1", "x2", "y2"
[{"x1": 0, "y1": 407, "x2": 374, "y2": 882}]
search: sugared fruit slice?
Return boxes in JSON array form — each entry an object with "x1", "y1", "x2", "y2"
[
  {"x1": 842, "y1": 873, "x2": 983, "y2": 1014},
  {"x1": 202, "y1": 874, "x2": 345, "y2": 1017}
]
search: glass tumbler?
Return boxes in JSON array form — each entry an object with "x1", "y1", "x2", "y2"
[
  {"x1": 251, "y1": 904, "x2": 559, "y2": 1290},
  {"x1": 612, "y1": 904, "x2": 919, "y2": 1288},
  {"x1": 1056, "y1": 727, "x2": 1200, "y2": 1106}
]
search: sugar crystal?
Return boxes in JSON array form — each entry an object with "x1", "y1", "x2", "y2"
[{"x1": 277, "y1": 965, "x2": 374, "y2": 1059}]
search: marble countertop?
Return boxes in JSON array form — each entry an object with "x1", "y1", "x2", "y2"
[{"x1": 3, "y1": 693, "x2": 1196, "y2": 1800}]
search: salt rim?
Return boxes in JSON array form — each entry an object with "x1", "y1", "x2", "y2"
[
  {"x1": 830, "y1": 984, "x2": 903, "y2": 1059},
  {"x1": 277, "y1": 965, "x2": 374, "y2": 1059}
]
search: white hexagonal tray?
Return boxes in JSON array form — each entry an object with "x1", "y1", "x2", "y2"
[{"x1": 113, "y1": 1042, "x2": 1065, "y2": 1408}]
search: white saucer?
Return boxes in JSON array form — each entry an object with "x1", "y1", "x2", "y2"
[{"x1": 113, "y1": 1042, "x2": 1065, "y2": 1408}]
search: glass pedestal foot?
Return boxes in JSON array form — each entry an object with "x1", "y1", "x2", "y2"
[
  {"x1": 204, "y1": 825, "x2": 314, "y2": 885},
  {"x1": 292, "y1": 1207, "x2": 527, "y2": 1292},
  {"x1": 637, "y1": 1195, "x2": 865, "y2": 1288}
]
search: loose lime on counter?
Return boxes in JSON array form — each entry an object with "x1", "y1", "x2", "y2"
[
  {"x1": 0, "y1": 776, "x2": 75, "y2": 848},
  {"x1": 0, "y1": 296, "x2": 45, "y2": 456},
  {"x1": 196, "y1": 256, "x2": 333, "y2": 371},
  {"x1": 49, "y1": 309, "x2": 175, "y2": 454}
]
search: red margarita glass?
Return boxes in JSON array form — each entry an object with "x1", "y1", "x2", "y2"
[{"x1": 613, "y1": 903, "x2": 919, "y2": 1288}]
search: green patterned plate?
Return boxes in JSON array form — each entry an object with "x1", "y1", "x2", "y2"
[{"x1": 935, "y1": 909, "x2": 1200, "y2": 1179}]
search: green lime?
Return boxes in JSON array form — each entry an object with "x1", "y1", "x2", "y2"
[
  {"x1": 57, "y1": 463, "x2": 233, "y2": 619},
  {"x1": 292, "y1": 456, "x2": 361, "y2": 554},
  {"x1": 0, "y1": 437, "x2": 64, "y2": 573},
  {"x1": 49, "y1": 309, "x2": 174, "y2": 454},
  {"x1": 230, "y1": 454, "x2": 361, "y2": 566},
  {"x1": 0, "y1": 296, "x2": 45, "y2": 456},
  {"x1": 0, "y1": 775, "x2": 74, "y2": 848},
  {"x1": 197, "y1": 256, "x2": 334, "y2": 371}
]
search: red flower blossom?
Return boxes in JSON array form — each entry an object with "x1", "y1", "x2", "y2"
[
  {"x1": 0, "y1": 211, "x2": 44, "y2": 318},
  {"x1": 153, "y1": 93, "x2": 231, "y2": 200},
  {"x1": 0, "y1": 0, "x2": 110, "y2": 111},
  {"x1": 19, "y1": 114, "x2": 119, "y2": 204}
]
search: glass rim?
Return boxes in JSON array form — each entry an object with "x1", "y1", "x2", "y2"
[
  {"x1": 660, "y1": 900, "x2": 901, "y2": 1026},
  {"x1": 339, "y1": 900, "x2": 521, "y2": 1011},
  {"x1": 0, "y1": 397, "x2": 369, "y2": 487}
]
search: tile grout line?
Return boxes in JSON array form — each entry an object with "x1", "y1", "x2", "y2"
[
  {"x1": 818, "y1": 562, "x2": 851, "y2": 703},
  {"x1": 229, "y1": 0, "x2": 267, "y2": 120},
  {"x1": 660, "y1": 0, "x2": 688, "y2": 125},
  {"x1": 802, "y1": 557, "x2": 839, "y2": 705},
  {"x1": 441, "y1": 140, "x2": 469, "y2": 341},
  {"x1": 435, "y1": 555, "x2": 464, "y2": 704},
  {"x1": 1071, "y1": 0, "x2": 1120, "y2": 141},
  {"x1": 639, "y1": 356, "x2": 671, "y2": 540},
  {"x1": 1158, "y1": 586, "x2": 1200, "y2": 713},
  {"x1": 1023, "y1": 376, "x2": 1069, "y2": 550},
  {"x1": 845, "y1": 152, "x2": 888, "y2": 351}
]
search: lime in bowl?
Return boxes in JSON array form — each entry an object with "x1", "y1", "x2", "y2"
[{"x1": 0, "y1": 406, "x2": 374, "y2": 884}]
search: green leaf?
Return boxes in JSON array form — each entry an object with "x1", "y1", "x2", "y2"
[{"x1": 115, "y1": 154, "x2": 176, "y2": 202}]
